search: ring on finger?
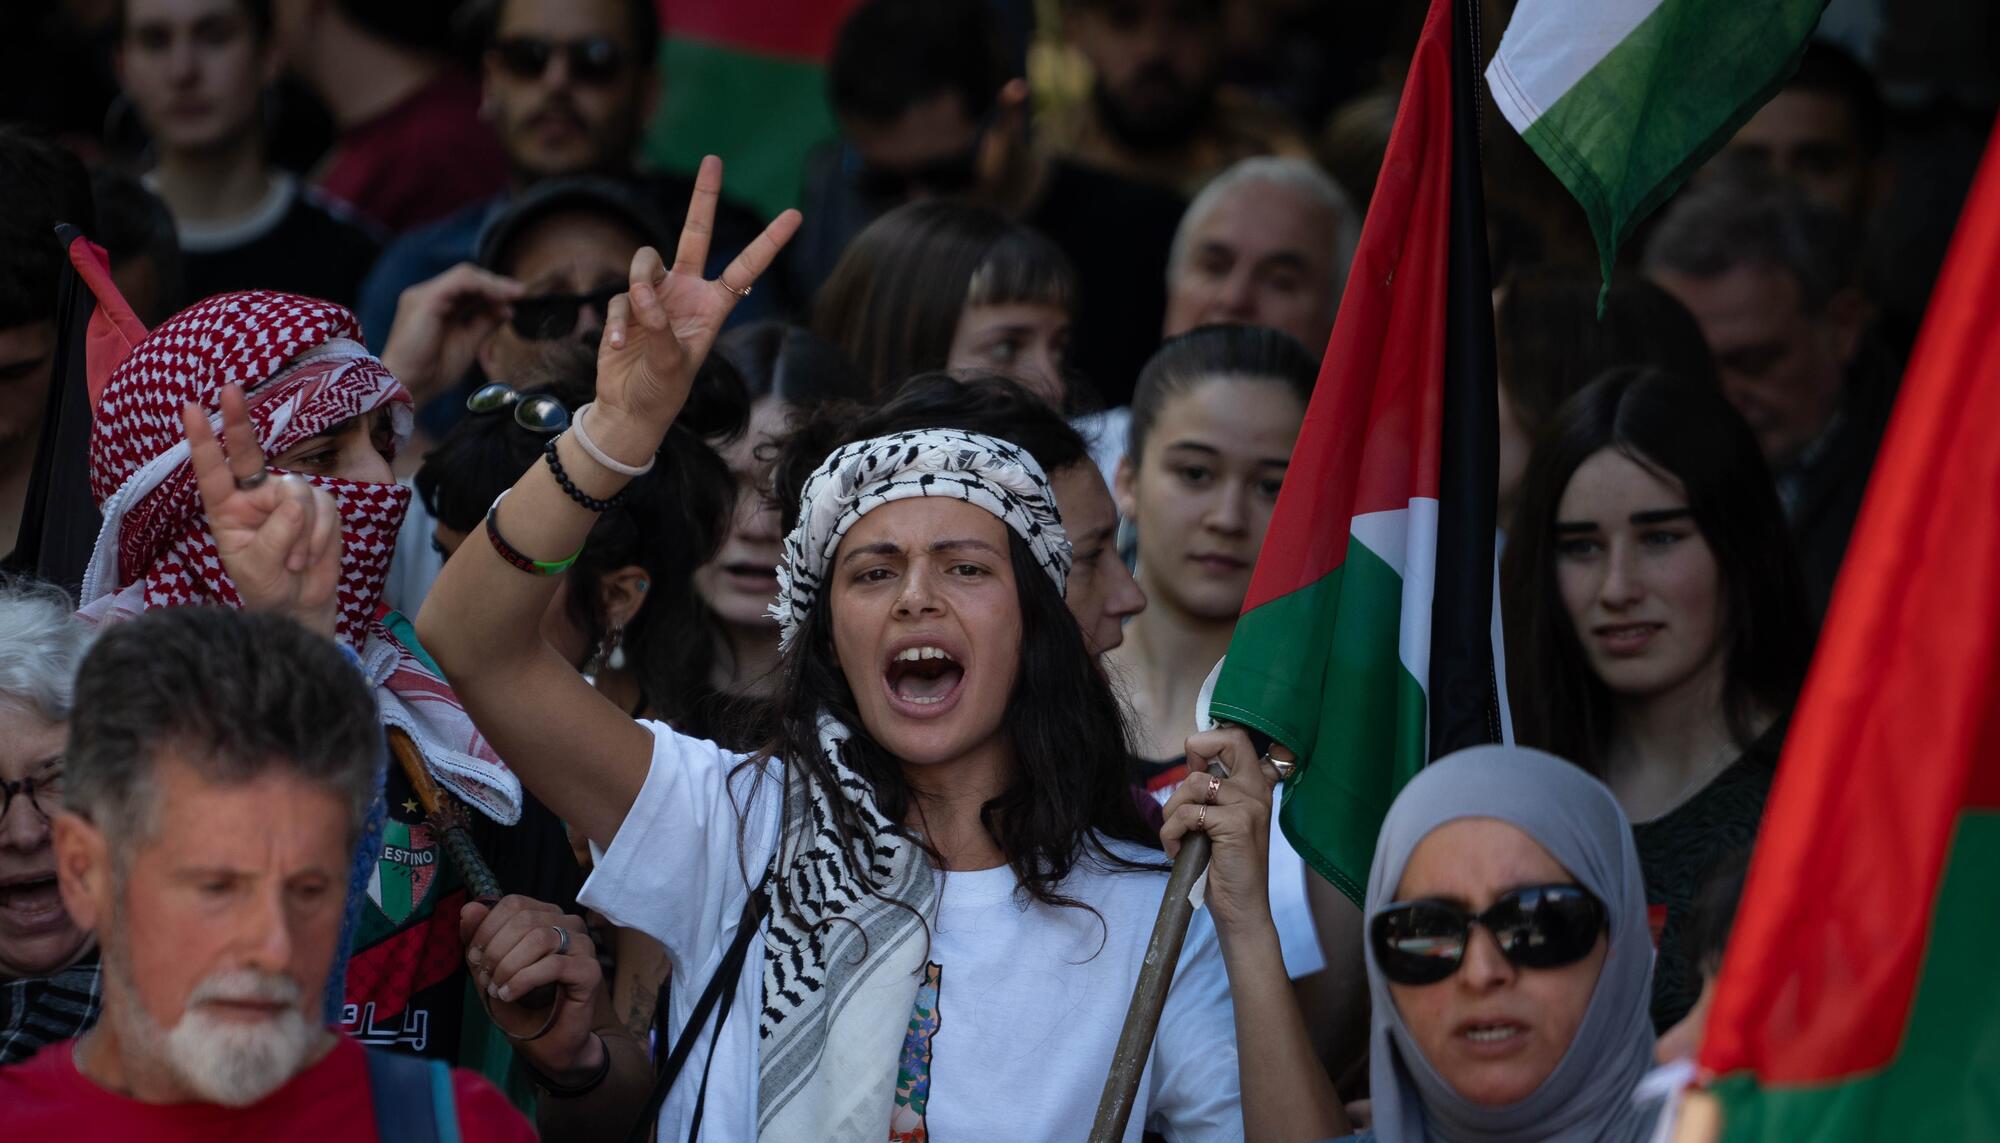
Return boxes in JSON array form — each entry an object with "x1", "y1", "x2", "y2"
[
  {"x1": 234, "y1": 468, "x2": 269, "y2": 491},
  {"x1": 1261, "y1": 751, "x2": 1296, "y2": 781},
  {"x1": 1202, "y1": 775, "x2": 1222, "y2": 805},
  {"x1": 720, "y1": 278, "x2": 752, "y2": 299},
  {"x1": 551, "y1": 925, "x2": 570, "y2": 956},
  {"x1": 1195, "y1": 804, "x2": 1209, "y2": 832}
]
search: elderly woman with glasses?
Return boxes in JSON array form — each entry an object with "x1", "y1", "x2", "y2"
[{"x1": 0, "y1": 579, "x2": 97, "y2": 1065}]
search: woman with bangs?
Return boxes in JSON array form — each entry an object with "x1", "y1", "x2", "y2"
[
  {"x1": 1502, "y1": 367, "x2": 1813, "y2": 1030},
  {"x1": 812, "y1": 199, "x2": 1082, "y2": 409},
  {"x1": 416, "y1": 161, "x2": 1344, "y2": 1142}
]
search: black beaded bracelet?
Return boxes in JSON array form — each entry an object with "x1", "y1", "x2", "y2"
[
  {"x1": 523, "y1": 1034, "x2": 613, "y2": 1098},
  {"x1": 543, "y1": 435, "x2": 624, "y2": 513}
]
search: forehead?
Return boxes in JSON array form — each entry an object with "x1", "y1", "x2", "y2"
[
  {"x1": 0, "y1": 706, "x2": 66, "y2": 781},
  {"x1": 136, "y1": 751, "x2": 353, "y2": 866},
  {"x1": 719, "y1": 397, "x2": 792, "y2": 473},
  {"x1": 502, "y1": 211, "x2": 644, "y2": 288},
  {"x1": 1732, "y1": 90, "x2": 1856, "y2": 149},
  {"x1": 1151, "y1": 375, "x2": 1305, "y2": 453},
  {"x1": 496, "y1": 0, "x2": 630, "y2": 39},
  {"x1": 1653, "y1": 263, "x2": 1805, "y2": 341},
  {"x1": 958, "y1": 302, "x2": 1070, "y2": 335},
  {"x1": 845, "y1": 92, "x2": 980, "y2": 167},
  {"x1": 1051, "y1": 462, "x2": 1115, "y2": 536},
  {"x1": 1192, "y1": 181, "x2": 1335, "y2": 267},
  {"x1": 126, "y1": 0, "x2": 247, "y2": 28},
  {"x1": 1557, "y1": 448, "x2": 1686, "y2": 519},
  {"x1": 835, "y1": 495, "x2": 1010, "y2": 555},
  {"x1": 1396, "y1": 817, "x2": 1574, "y2": 901}
]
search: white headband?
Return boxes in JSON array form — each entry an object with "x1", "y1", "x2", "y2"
[{"x1": 771, "y1": 428, "x2": 1071, "y2": 649}]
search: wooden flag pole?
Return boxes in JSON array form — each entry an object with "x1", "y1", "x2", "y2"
[
  {"x1": 1087, "y1": 742, "x2": 1296, "y2": 1142},
  {"x1": 387, "y1": 726, "x2": 502, "y2": 902}
]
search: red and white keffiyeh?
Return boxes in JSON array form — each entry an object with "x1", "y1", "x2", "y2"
[{"x1": 77, "y1": 291, "x2": 521, "y2": 824}]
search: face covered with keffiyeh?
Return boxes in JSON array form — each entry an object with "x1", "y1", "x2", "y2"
[{"x1": 81, "y1": 292, "x2": 411, "y2": 645}]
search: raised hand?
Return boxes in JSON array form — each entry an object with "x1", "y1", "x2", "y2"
[
  {"x1": 595, "y1": 156, "x2": 801, "y2": 444},
  {"x1": 1161, "y1": 726, "x2": 1282, "y2": 940},
  {"x1": 379, "y1": 262, "x2": 524, "y2": 404},
  {"x1": 183, "y1": 384, "x2": 343, "y2": 638}
]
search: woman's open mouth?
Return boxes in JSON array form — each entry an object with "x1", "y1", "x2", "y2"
[{"x1": 881, "y1": 644, "x2": 966, "y2": 717}]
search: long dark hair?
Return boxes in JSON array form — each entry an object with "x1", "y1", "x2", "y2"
[
  {"x1": 1501, "y1": 367, "x2": 1813, "y2": 773},
  {"x1": 751, "y1": 494, "x2": 1159, "y2": 930}
]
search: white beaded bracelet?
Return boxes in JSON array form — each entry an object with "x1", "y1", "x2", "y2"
[{"x1": 570, "y1": 403, "x2": 656, "y2": 477}]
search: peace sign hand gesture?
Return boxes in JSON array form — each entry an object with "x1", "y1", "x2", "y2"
[
  {"x1": 591, "y1": 156, "x2": 800, "y2": 457},
  {"x1": 182, "y1": 384, "x2": 344, "y2": 638}
]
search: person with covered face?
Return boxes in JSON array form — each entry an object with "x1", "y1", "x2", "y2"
[
  {"x1": 0, "y1": 605, "x2": 532, "y2": 1139},
  {"x1": 69, "y1": 282, "x2": 592, "y2": 1103},
  {"x1": 417, "y1": 158, "x2": 1342, "y2": 1141}
]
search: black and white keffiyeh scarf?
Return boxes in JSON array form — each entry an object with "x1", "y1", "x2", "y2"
[{"x1": 753, "y1": 429, "x2": 1070, "y2": 1140}]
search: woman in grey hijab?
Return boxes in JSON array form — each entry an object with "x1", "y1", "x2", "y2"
[{"x1": 1354, "y1": 744, "x2": 1662, "y2": 1142}]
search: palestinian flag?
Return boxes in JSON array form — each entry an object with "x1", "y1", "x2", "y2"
[
  {"x1": 1694, "y1": 121, "x2": 2000, "y2": 1140},
  {"x1": 643, "y1": 0, "x2": 861, "y2": 219},
  {"x1": 1485, "y1": 0, "x2": 1826, "y2": 282},
  {"x1": 1205, "y1": 0, "x2": 1503, "y2": 906}
]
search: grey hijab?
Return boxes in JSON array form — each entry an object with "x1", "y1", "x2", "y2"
[{"x1": 1362, "y1": 745, "x2": 1662, "y2": 1143}]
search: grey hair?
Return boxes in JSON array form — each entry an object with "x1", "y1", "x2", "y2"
[
  {"x1": 1167, "y1": 156, "x2": 1362, "y2": 318},
  {"x1": 1641, "y1": 167, "x2": 1861, "y2": 315},
  {"x1": 64, "y1": 607, "x2": 381, "y2": 852},
  {"x1": 0, "y1": 577, "x2": 93, "y2": 723}
]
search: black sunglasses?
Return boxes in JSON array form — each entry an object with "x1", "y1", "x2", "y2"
[
  {"x1": 1371, "y1": 883, "x2": 1607, "y2": 986},
  {"x1": 466, "y1": 382, "x2": 571, "y2": 434},
  {"x1": 510, "y1": 287, "x2": 620, "y2": 342},
  {"x1": 491, "y1": 36, "x2": 628, "y2": 85}
]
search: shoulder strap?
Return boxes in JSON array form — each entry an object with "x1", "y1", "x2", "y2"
[
  {"x1": 627, "y1": 891, "x2": 766, "y2": 1143},
  {"x1": 365, "y1": 1047, "x2": 456, "y2": 1143}
]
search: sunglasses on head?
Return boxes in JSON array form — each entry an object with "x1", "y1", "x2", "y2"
[
  {"x1": 509, "y1": 287, "x2": 620, "y2": 341},
  {"x1": 1371, "y1": 883, "x2": 1607, "y2": 986},
  {"x1": 466, "y1": 382, "x2": 571, "y2": 434},
  {"x1": 491, "y1": 36, "x2": 628, "y2": 85}
]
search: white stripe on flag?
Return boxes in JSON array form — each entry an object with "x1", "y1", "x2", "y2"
[
  {"x1": 1485, "y1": 0, "x2": 1667, "y2": 133},
  {"x1": 1351, "y1": 499, "x2": 1439, "y2": 699}
]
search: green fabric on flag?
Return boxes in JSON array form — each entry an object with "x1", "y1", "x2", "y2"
[
  {"x1": 1710, "y1": 811, "x2": 2000, "y2": 1141},
  {"x1": 1488, "y1": 0, "x2": 1825, "y2": 284},
  {"x1": 1210, "y1": 540, "x2": 1427, "y2": 905},
  {"x1": 644, "y1": 38, "x2": 836, "y2": 219}
]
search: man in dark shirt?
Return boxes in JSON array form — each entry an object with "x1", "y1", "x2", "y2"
[
  {"x1": 355, "y1": 0, "x2": 771, "y2": 352},
  {"x1": 794, "y1": 0, "x2": 1189, "y2": 406},
  {"x1": 113, "y1": 0, "x2": 379, "y2": 308}
]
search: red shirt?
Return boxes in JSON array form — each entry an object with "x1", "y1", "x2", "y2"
[
  {"x1": 0, "y1": 1036, "x2": 535, "y2": 1142},
  {"x1": 316, "y1": 68, "x2": 508, "y2": 234}
]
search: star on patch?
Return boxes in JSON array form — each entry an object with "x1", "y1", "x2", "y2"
[{"x1": 401, "y1": 799, "x2": 420, "y2": 814}]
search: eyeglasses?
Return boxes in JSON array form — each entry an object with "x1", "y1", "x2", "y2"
[
  {"x1": 466, "y1": 382, "x2": 572, "y2": 434},
  {"x1": 1370, "y1": 883, "x2": 1607, "y2": 986},
  {"x1": 491, "y1": 36, "x2": 628, "y2": 85},
  {"x1": 510, "y1": 287, "x2": 620, "y2": 342},
  {"x1": 1, "y1": 765, "x2": 64, "y2": 823}
]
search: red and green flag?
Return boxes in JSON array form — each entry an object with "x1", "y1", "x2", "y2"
[
  {"x1": 1695, "y1": 120, "x2": 2000, "y2": 1141},
  {"x1": 643, "y1": 0, "x2": 861, "y2": 219},
  {"x1": 1206, "y1": 0, "x2": 1505, "y2": 906}
]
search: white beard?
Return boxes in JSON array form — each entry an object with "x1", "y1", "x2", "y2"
[{"x1": 160, "y1": 974, "x2": 320, "y2": 1108}]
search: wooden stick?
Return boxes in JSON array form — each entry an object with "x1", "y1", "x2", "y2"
[
  {"x1": 1087, "y1": 742, "x2": 1297, "y2": 1142},
  {"x1": 1088, "y1": 829, "x2": 1212, "y2": 1143}
]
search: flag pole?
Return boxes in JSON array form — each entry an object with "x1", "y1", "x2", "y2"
[{"x1": 1087, "y1": 743, "x2": 1295, "y2": 1143}]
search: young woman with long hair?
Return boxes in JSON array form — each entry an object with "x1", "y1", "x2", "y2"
[
  {"x1": 415, "y1": 161, "x2": 1340, "y2": 1142},
  {"x1": 1501, "y1": 366, "x2": 1813, "y2": 1028}
]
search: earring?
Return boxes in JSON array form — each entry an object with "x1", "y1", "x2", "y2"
[{"x1": 605, "y1": 626, "x2": 626, "y2": 671}]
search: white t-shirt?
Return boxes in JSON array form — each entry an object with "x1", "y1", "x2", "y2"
[{"x1": 581, "y1": 722, "x2": 1245, "y2": 1143}]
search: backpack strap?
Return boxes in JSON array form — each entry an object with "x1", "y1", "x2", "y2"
[
  {"x1": 627, "y1": 890, "x2": 766, "y2": 1143},
  {"x1": 365, "y1": 1047, "x2": 461, "y2": 1143}
]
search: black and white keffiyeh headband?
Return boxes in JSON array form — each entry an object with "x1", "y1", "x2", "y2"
[{"x1": 771, "y1": 428, "x2": 1071, "y2": 650}]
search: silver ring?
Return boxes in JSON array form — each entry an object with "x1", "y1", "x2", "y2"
[
  {"x1": 721, "y1": 279, "x2": 752, "y2": 299},
  {"x1": 1202, "y1": 775, "x2": 1221, "y2": 805},
  {"x1": 551, "y1": 925, "x2": 570, "y2": 956},
  {"x1": 234, "y1": 468, "x2": 269, "y2": 491},
  {"x1": 1262, "y1": 752, "x2": 1296, "y2": 781}
]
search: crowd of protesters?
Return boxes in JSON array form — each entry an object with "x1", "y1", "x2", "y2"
[{"x1": 0, "y1": 0, "x2": 1989, "y2": 1139}]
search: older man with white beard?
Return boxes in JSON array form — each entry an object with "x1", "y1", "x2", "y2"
[{"x1": 0, "y1": 606, "x2": 533, "y2": 1141}]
